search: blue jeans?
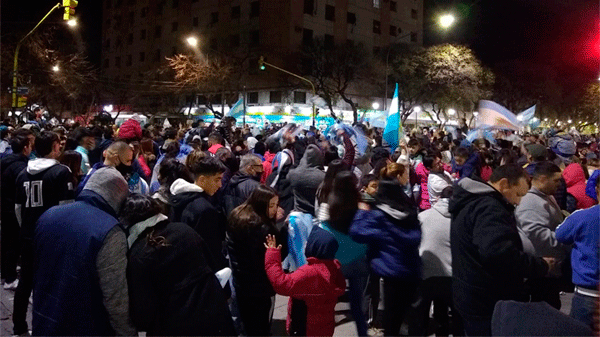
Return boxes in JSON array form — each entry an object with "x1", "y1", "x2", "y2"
[
  {"x1": 341, "y1": 257, "x2": 369, "y2": 336},
  {"x1": 570, "y1": 291, "x2": 598, "y2": 331}
]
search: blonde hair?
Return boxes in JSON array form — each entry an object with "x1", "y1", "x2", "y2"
[
  {"x1": 185, "y1": 149, "x2": 207, "y2": 170},
  {"x1": 380, "y1": 162, "x2": 406, "y2": 181}
]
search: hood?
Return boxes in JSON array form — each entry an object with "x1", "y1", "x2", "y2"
[
  {"x1": 264, "y1": 151, "x2": 276, "y2": 163},
  {"x1": 170, "y1": 178, "x2": 203, "y2": 195},
  {"x1": 298, "y1": 144, "x2": 324, "y2": 169},
  {"x1": 27, "y1": 158, "x2": 60, "y2": 175},
  {"x1": 305, "y1": 226, "x2": 339, "y2": 260},
  {"x1": 229, "y1": 172, "x2": 259, "y2": 186},
  {"x1": 448, "y1": 176, "x2": 512, "y2": 215},
  {"x1": 374, "y1": 180, "x2": 415, "y2": 220},
  {"x1": 1, "y1": 153, "x2": 28, "y2": 172},
  {"x1": 432, "y1": 197, "x2": 451, "y2": 218},
  {"x1": 127, "y1": 213, "x2": 169, "y2": 248},
  {"x1": 563, "y1": 163, "x2": 586, "y2": 188}
]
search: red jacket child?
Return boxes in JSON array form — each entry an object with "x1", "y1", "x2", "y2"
[{"x1": 264, "y1": 227, "x2": 346, "y2": 337}]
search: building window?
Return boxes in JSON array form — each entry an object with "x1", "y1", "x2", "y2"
[
  {"x1": 390, "y1": 1, "x2": 397, "y2": 12},
  {"x1": 104, "y1": 58, "x2": 109, "y2": 68},
  {"x1": 126, "y1": 55, "x2": 132, "y2": 66},
  {"x1": 211, "y1": 12, "x2": 219, "y2": 24},
  {"x1": 373, "y1": 20, "x2": 381, "y2": 34},
  {"x1": 324, "y1": 34, "x2": 334, "y2": 46},
  {"x1": 389, "y1": 25, "x2": 397, "y2": 36},
  {"x1": 373, "y1": 0, "x2": 380, "y2": 8},
  {"x1": 304, "y1": 0, "x2": 314, "y2": 15},
  {"x1": 230, "y1": 34, "x2": 240, "y2": 48},
  {"x1": 115, "y1": 56, "x2": 121, "y2": 68},
  {"x1": 294, "y1": 91, "x2": 306, "y2": 104},
  {"x1": 411, "y1": 32, "x2": 417, "y2": 42},
  {"x1": 248, "y1": 92, "x2": 259, "y2": 104},
  {"x1": 172, "y1": 21, "x2": 178, "y2": 32},
  {"x1": 250, "y1": 1, "x2": 260, "y2": 18},
  {"x1": 172, "y1": 0, "x2": 178, "y2": 8},
  {"x1": 325, "y1": 5, "x2": 335, "y2": 21},
  {"x1": 231, "y1": 6, "x2": 240, "y2": 19},
  {"x1": 193, "y1": 17, "x2": 199, "y2": 27},
  {"x1": 347, "y1": 12, "x2": 356, "y2": 25},
  {"x1": 302, "y1": 28, "x2": 313, "y2": 46},
  {"x1": 154, "y1": 25, "x2": 162, "y2": 38},
  {"x1": 411, "y1": 9, "x2": 418, "y2": 19},
  {"x1": 128, "y1": 12, "x2": 134, "y2": 24},
  {"x1": 250, "y1": 30, "x2": 260, "y2": 46},
  {"x1": 157, "y1": 1, "x2": 165, "y2": 15},
  {"x1": 141, "y1": 6, "x2": 148, "y2": 18},
  {"x1": 270, "y1": 91, "x2": 282, "y2": 103},
  {"x1": 140, "y1": 29, "x2": 146, "y2": 40},
  {"x1": 139, "y1": 52, "x2": 145, "y2": 62},
  {"x1": 154, "y1": 49, "x2": 161, "y2": 62},
  {"x1": 127, "y1": 33, "x2": 133, "y2": 45}
]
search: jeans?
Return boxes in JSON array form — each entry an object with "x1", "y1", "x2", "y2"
[
  {"x1": 13, "y1": 240, "x2": 34, "y2": 335},
  {"x1": 570, "y1": 291, "x2": 598, "y2": 331},
  {"x1": 341, "y1": 257, "x2": 369, "y2": 336},
  {"x1": 1, "y1": 214, "x2": 20, "y2": 283},
  {"x1": 365, "y1": 272, "x2": 381, "y2": 327},
  {"x1": 381, "y1": 277, "x2": 419, "y2": 336}
]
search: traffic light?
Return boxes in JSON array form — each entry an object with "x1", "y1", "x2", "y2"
[
  {"x1": 63, "y1": 0, "x2": 78, "y2": 21},
  {"x1": 258, "y1": 56, "x2": 266, "y2": 71}
]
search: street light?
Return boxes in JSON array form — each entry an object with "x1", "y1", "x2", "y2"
[
  {"x1": 52, "y1": 65, "x2": 60, "y2": 72},
  {"x1": 544, "y1": 118, "x2": 548, "y2": 121},
  {"x1": 448, "y1": 108, "x2": 456, "y2": 116},
  {"x1": 439, "y1": 14, "x2": 456, "y2": 29},
  {"x1": 372, "y1": 102, "x2": 380, "y2": 110},
  {"x1": 383, "y1": 13, "x2": 456, "y2": 110},
  {"x1": 413, "y1": 106, "x2": 422, "y2": 112},
  {"x1": 568, "y1": 119, "x2": 572, "y2": 123},
  {"x1": 186, "y1": 36, "x2": 198, "y2": 48},
  {"x1": 66, "y1": 18, "x2": 77, "y2": 27}
]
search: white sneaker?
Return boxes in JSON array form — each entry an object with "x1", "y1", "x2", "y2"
[{"x1": 3, "y1": 279, "x2": 18, "y2": 290}]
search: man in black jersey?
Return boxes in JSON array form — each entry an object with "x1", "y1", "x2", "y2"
[{"x1": 13, "y1": 130, "x2": 74, "y2": 335}]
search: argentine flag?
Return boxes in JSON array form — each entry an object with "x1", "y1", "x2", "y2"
[
  {"x1": 477, "y1": 100, "x2": 521, "y2": 131},
  {"x1": 517, "y1": 105, "x2": 536, "y2": 125},
  {"x1": 383, "y1": 83, "x2": 402, "y2": 150},
  {"x1": 226, "y1": 97, "x2": 244, "y2": 118}
]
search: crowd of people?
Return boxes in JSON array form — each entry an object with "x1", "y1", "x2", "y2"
[{"x1": 0, "y1": 115, "x2": 598, "y2": 336}]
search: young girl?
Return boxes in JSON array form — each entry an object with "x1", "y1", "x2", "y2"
[{"x1": 264, "y1": 229, "x2": 346, "y2": 337}]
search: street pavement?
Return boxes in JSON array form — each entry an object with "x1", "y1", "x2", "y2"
[{"x1": 1, "y1": 285, "x2": 573, "y2": 336}]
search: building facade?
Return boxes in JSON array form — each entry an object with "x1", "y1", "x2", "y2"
[{"x1": 101, "y1": 0, "x2": 423, "y2": 118}]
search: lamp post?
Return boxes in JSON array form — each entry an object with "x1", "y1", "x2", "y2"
[
  {"x1": 384, "y1": 13, "x2": 456, "y2": 111},
  {"x1": 52, "y1": 65, "x2": 60, "y2": 72}
]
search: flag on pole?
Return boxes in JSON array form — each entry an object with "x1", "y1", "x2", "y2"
[
  {"x1": 383, "y1": 83, "x2": 402, "y2": 150},
  {"x1": 477, "y1": 100, "x2": 521, "y2": 131},
  {"x1": 517, "y1": 105, "x2": 536, "y2": 125},
  {"x1": 226, "y1": 97, "x2": 244, "y2": 118}
]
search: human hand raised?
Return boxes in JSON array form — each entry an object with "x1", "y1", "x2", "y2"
[{"x1": 264, "y1": 234, "x2": 281, "y2": 249}]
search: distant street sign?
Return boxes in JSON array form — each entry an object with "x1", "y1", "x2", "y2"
[
  {"x1": 17, "y1": 96, "x2": 27, "y2": 107},
  {"x1": 17, "y1": 87, "x2": 29, "y2": 95}
]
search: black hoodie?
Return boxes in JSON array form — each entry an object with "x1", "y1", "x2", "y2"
[
  {"x1": 1, "y1": 153, "x2": 28, "y2": 216},
  {"x1": 449, "y1": 177, "x2": 548, "y2": 319}
]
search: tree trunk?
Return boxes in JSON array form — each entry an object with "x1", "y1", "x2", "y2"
[{"x1": 339, "y1": 93, "x2": 358, "y2": 123}]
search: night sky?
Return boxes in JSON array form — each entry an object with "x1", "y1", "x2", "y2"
[{"x1": 3, "y1": 0, "x2": 599, "y2": 90}]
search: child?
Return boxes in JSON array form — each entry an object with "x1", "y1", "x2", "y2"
[
  {"x1": 359, "y1": 174, "x2": 379, "y2": 210},
  {"x1": 264, "y1": 228, "x2": 346, "y2": 337}
]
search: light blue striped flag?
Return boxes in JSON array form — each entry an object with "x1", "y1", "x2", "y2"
[{"x1": 226, "y1": 97, "x2": 244, "y2": 118}]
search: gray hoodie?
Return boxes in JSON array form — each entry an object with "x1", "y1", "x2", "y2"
[
  {"x1": 287, "y1": 145, "x2": 325, "y2": 216},
  {"x1": 418, "y1": 197, "x2": 452, "y2": 279}
]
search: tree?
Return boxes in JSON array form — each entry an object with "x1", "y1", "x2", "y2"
[{"x1": 302, "y1": 38, "x2": 374, "y2": 123}]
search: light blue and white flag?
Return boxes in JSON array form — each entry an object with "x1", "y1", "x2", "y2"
[
  {"x1": 383, "y1": 83, "x2": 402, "y2": 150},
  {"x1": 477, "y1": 100, "x2": 521, "y2": 131},
  {"x1": 517, "y1": 105, "x2": 536, "y2": 125},
  {"x1": 226, "y1": 97, "x2": 244, "y2": 118}
]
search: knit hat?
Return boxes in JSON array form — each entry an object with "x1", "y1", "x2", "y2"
[
  {"x1": 305, "y1": 226, "x2": 339, "y2": 260},
  {"x1": 118, "y1": 119, "x2": 142, "y2": 141},
  {"x1": 83, "y1": 167, "x2": 129, "y2": 213}
]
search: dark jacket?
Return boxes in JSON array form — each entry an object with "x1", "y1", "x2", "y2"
[
  {"x1": 33, "y1": 190, "x2": 122, "y2": 336},
  {"x1": 169, "y1": 179, "x2": 228, "y2": 271},
  {"x1": 449, "y1": 177, "x2": 549, "y2": 319},
  {"x1": 287, "y1": 144, "x2": 325, "y2": 216},
  {"x1": 223, "y1": 172, "x2": 260, "y2": 216},
  {"x1": 266, "y1": 149, "x2": 295, "y2": 215},
  {"x1": 349, "y1": 180, "x2": 421, "y2": 280},
  {"x1": 128, "y1": 219, "x2": 236, "y2": 336},
  {"x1": 1, "y1": 153, "x2": 28, "y2": 217}
]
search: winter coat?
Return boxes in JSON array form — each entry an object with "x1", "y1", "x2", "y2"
[
  {"x1": 449, "y1": 177, "x2": 549, "y2": 319},
  {"x1": 267, "y1": 149, "x2": 295, "y2": 215},
  {"x1": 415, "y1": 162, "x2": 431, "y2": 210},
  {"x1": 223, "y1": 172, "x2": 261, "y2": 216},
  {"x1": 349, "y1": 180, "x2": 421, "y2": 280},
  {"x1": 0, "y1": 153, "x2": 28, "y2": 217},
  {"x1": 452, "y1": 151, "x2": 480, "y2": 179},
  {"x1": 563, "y1": 163, "x2": 597, "y2": 211},
  {"x1": 419, "y1": 198, "x2": 452, "y2": 279},
  {"x1": 427, "y1": 170, "x2": 454, "y2": 206},
  {"x1": 265, "y1": 227, "x2": 346, "y2": 337},
  {"x1": 515, "y1": 187, "x2": 568, "y2": 267},
  {"x1": 169, "y1": 178, "x2": 227, "y2": 271},
  {"x1": 78, "y1": 162, "x2": 149, "y2": 196},
  {"x1": 127, "y1": 218, "x2": 236, "y2": 336},
  {"x1": 287, "y1": 144, "x2": 325, "y2": 216},
  {"x1": 261, "y1": 151, "x2": 276, "y2": 184}
]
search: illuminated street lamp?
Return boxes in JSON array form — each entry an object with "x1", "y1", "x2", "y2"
[
  {"x1": 372, "y1": 102, "x2": 380, "y2": 110},
  {"x1": 414, "y1": 106, "x2": 422, "y2": 112},
  {"x1": 439, "y1": 14, "x2": 456, "y2": 29},
  {"x1": 52, "y1": 65, "x2": 60, "y2": 72},
  {"x1": 186, "y1": 36, "x2": 198, "y2": 48},
  {"x1": 66, "y1": 18, "x2": 77, "y2": 27},
  {"x1": 568, "y1": 119, "x2": 572, "y2": 124},
  {"x1": 447, "y1": 108, "x2": 456, "y2": 116},
  {"x1": 544, "y1": 118, "x2": 548, "y2": 121}
]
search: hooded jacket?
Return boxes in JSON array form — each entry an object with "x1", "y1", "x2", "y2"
[
  {"x1": 128, "y1": 218, "x2": 236, "y2": 336},
  {"x1": 261, "y1": 151, "x2": 276, "y2": 184},
  {"x1": 287, "y1": 144, "x2": 325, "y2": 216},
  {"x1": 349, "y1": 180, "x2": 421, "y2": 280},
  {"x1": 419, "y1": 197, "x2": 452, "y2": 279},
  {"x1": 415, "y1": 162, "x2": 431, "y2": 210},
  {"x1": 223, "y1": 172, "x2": 260, "y2": 216},
  {"x1": 0, "y1": 153, "x2": 28, "y2": 217},
  {"x1": 169, "y1": 178, "x2": 227, "y2": 271},
  {"x1": 449, "y1": 177, "x2": 549, "y2": 319},
  {"x1": 563, "y1": 163, "x2": 596, "y2": 211},
  {"x1": 265, "y1": 226, "x2": 346, "y2": 337}
]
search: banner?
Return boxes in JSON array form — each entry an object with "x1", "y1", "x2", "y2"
[
  {"x1": 383, "y1": 83, "x2": 402, "y2": 150},
  {"x1": 226, "y1": 97, "x2": 244, "y2": 118},
  {"x1": 477, "y1": 100, "x2": 521, "y2": 131}
]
